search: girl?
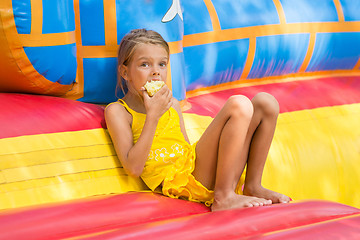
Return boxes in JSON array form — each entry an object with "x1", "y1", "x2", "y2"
[{"x1": 105, "y1": 29, "x2": 290, "y2": 211}]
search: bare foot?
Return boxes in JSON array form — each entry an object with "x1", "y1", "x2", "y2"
[
  {"x1": 243, "y1": 185, "x2": 290, "y2": 204},
  {"x1": 211, "y1": 192, "x2": 272, "y2": 211}
]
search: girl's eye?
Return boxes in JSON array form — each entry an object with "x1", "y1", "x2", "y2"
[
  {"x1": 160, "y1": 62, "x2": 167, "y2": 67},
  {"x1": 141, "y1": 63, "x2": 149, "y2": 67}
]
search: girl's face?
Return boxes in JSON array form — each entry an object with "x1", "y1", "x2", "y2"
[{"x1": 122, "y1": 43, "x2": 168, "y2": 96}]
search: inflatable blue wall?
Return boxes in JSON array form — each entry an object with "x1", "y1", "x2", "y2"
[{"x1": 1, "y1": 0, "x2": 359, "y2": 103}]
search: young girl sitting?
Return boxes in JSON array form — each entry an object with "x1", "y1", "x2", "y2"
[{"x1": 105, "y1": 29, "x2": 290, "y2": 211}]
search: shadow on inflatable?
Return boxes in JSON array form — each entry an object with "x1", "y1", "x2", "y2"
[{"x1": 1, "y1": 0, "x2": 360, "y2": 239}]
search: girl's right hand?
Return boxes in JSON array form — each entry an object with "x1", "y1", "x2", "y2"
[{"x1": 142, "y1": 84, "x2": 173, "y2": 119}]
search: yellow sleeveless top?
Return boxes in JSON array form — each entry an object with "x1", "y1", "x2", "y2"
[{"x1": 110, "y1": 100, "x2": 214, "y2": 206}]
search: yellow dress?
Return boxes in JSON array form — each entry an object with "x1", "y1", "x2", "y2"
[{"x1": 110, "y1": 100, "x2": 214, "y2": 206}]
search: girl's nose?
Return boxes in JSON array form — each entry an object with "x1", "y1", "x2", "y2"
[{"x1": 152, "y1": 68, "x2": 160, "y2": 75}]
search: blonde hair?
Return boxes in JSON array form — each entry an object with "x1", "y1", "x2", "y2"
[{"x1": 116, "y1": 29, "x2": 169, "y2": 95}]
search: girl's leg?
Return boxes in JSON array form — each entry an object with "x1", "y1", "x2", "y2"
[
  {"x1": 241, "y1": 93, "x2": 290, "y2": 203},
  {"x1": 193, "y1": 95, "x2": 271, "y2": 211}
]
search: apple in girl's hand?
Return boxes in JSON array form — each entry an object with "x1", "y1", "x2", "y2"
[{"x1": 144, "y1": 81, "x2": 165, "y2": 96}]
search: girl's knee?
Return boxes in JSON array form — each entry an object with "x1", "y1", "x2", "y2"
[
  {"x1": 252, "y1": 92, "x2": 279, "y2": 117},
  {"x1": 225, "y1": 95, "x2": 254, "y2": 120}
]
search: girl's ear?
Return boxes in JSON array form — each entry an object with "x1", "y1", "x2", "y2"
[{"x1": 119, "y1": 65, "x2": 128, "y2": 80}]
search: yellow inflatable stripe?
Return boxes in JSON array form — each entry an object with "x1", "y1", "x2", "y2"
[
  {"x1": 3, "y1": 156, "x2": 121, "y2": 183},
  {"x1": 1, "y1": 144, "x2": 116, "y2": 169},
  {"x1": 183, "y1": 22, "x2": 360, "y2": 48},
  {"x1": 103, "y1": 0, "x2": 117, "y2": 46},
  {"x1": 68, "y1": 0, "x2": 85, "y2": 100},
  {"x1": 298, "y1": 32, "x2": 316, "y2": 73},
  {"x1": 240, "y1": 37, "x2": 256, "y2": 80},
  {"x1": 263, "y1": 103, "x2": 360, "y2": 208},
  {"x1": 19, "y1": 32, "x2": 76, "y2": 47},
  {"x1": 30, "y1": 0, "x2": 42, "y2": 35},
  {"x1": 0, "y1": 128, "x2": 148, "y2": 209},
  {"x1": 203, "y1": 0, "x2": 221, "y2": 31},
  {"x1": 81, "y1": 40, "x2": 184, "y2": 58},
  {"x1": 272, "y1": 0, "x2": 286, "y2": 24},
  {"x1": 0, "y1": 175, "x2": 147, "y2": 209},
  {"x1": 333, "y1": 0, "x2": 345, "y2": 22},
  {"x1": 167, "y1": 40, "x2": 183, "y2": 55},
  {"x1": 0, "y1": 168, "x2": 126, "y2": 193},
  {"x1": 0, "y1": 128, "x2": 112, "y2": 155}
]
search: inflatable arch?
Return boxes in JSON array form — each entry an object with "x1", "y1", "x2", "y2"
[{"x1": 1, "y1": 0, "x2": 360, "y2": 238}]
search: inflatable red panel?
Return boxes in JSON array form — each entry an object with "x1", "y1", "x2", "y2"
[
  {"x1": 0, "y1": 93, "x2": 105, "y2": 139},
  {"x1": 186, "y1": 76, "x2": 360, "y2": 117},
  {"x1": 0, "y1": 193, "x2": 359, "y2": 240}
]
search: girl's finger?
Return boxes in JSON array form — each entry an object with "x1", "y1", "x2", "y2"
[{"x1": 142, "y1": 88, "x2": 151, "y2": 102}]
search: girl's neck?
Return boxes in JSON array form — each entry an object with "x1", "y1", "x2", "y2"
[{"x1": 122, "y1": 93, "x2": 146, "y2": 114}]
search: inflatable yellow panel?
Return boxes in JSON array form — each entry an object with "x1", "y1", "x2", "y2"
[{"x1": 264, "y1": 103, "x2": 360, "y2": 208}]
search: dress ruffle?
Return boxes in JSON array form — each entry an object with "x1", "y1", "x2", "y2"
[{"x1": 161, "y1": 143, "x2": 214, "y2": 207}]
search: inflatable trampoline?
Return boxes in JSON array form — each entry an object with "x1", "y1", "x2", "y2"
[{"x1": 1, "y1": 0, "x2": 360, "y2": 239}]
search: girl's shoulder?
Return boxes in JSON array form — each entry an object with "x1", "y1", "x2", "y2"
[
  {"x1": 105, "y1": 100, "x2": 126, "y2": 113},
  {"x1": 105, "y1": 100, "x2": 132, "y2": 125}
]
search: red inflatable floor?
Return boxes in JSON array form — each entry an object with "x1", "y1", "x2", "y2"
[{"x1": 0, "y1": 192, "x2": 359, "y2": 239}]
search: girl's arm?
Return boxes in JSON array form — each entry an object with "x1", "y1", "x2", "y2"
[
  {"x1": 105, "y1": 103, "x2": 153, "y2": 177},
  {"x1": 105, "y1": 86, "x2": 173, "y2": 177},
  {"x1": 172, "y1": 98, "x2": 190, "y2": 144}
]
